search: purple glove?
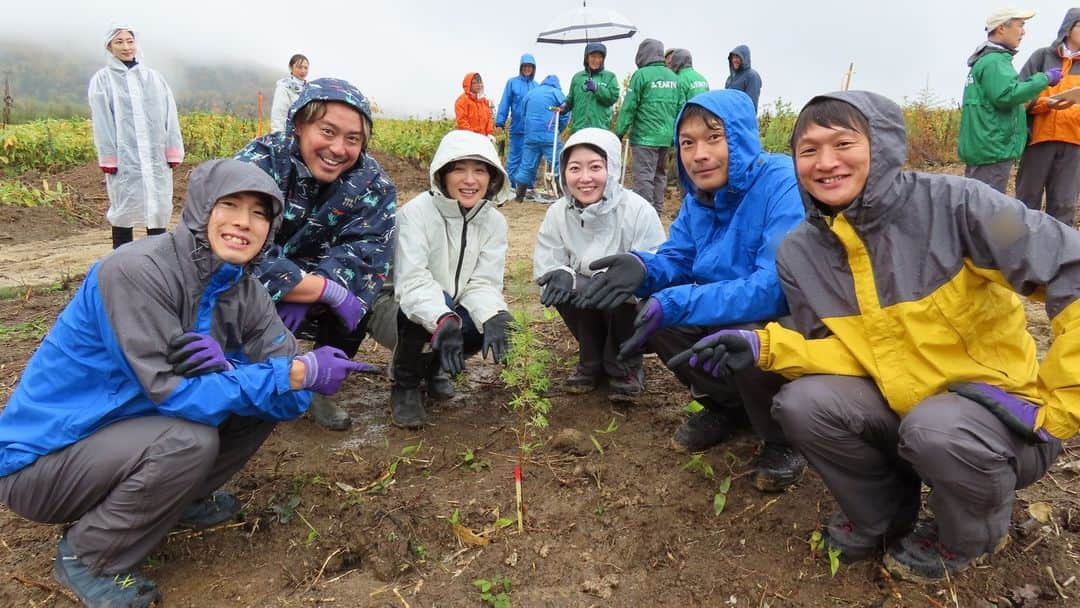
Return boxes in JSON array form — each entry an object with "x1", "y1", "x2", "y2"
[
  {"x1": 167, "y1": 332, "x2": 234, "y2": 377},
  {"x1": 585, "y1": 79, "x2": 597, "y2": 93},
  {"x1": 276, "y1": 302, "x2": 311, "y2": 332},
  {"x1": 557, "y1": 103, "x2": 570, "y2": 114},
  {"x1": 948, "y1": 382, "x2": 1051, "y2": 443},
  {"x1": 666, "y1": 329, "x2": 761, "y2": 378},
  {"x1": 319, "y1": 279, "x2": 365, "y2": 332},
  {"x1": 294, "y1": 346, "x2": 374, "y2": 395},
  {"x1": 1045, "y1": 67, "x2": 1063, "y2": 87},
  {"x1": 617, "y1": 298, "x2": 663, "y2": 360}
]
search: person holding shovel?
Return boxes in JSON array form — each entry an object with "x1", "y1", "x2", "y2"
[
  {"x1": 670, "y1": 90, "x2": 1076, "y2": 583},
  {"x1": 0, "y1": 159, "x2": 373, "y2": 607}
]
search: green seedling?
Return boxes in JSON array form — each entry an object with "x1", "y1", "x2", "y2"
[
  {"x1": 713, "y1": 475, "x2": 733, "y2": 515},
  {"x1": 809, "y1": 530, "x2": 842, "y2": 576},
  {"x1": 473, "y1": 575, "x2": 513, "y2": 608},
  {"x1": 460, "y1": 447, "x2": 488, "y2": 472},
  {"x1": 589, "y1": 433, "x2": 604, "y2": 455},
  {"x1": 682, "y1": 453, "x2": 715, "y2": 480},
  {"x1": 683, "y1": 400, "x2": 705, "y2": 414}
]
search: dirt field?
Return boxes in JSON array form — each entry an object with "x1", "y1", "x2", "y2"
[{"x1": 0, "y1": 157, "x2": 1078, "y2": 608}]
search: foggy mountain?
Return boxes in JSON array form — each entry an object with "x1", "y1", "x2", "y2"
[{"x1": 0, "y1": 40, "x2": 279, "y2": 122}]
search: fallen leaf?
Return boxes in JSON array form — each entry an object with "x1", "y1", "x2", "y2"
[
  {"x1": 451, "y1": 522, "x2": 490, "y2": 546},
  {"x1": 1028, "y1": 502, "x2": 1053, "y2": 524}
]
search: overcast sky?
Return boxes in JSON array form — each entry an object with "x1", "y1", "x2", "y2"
[{"x1": 4, "y1": 1, "x2": 1074, "y2": 118}]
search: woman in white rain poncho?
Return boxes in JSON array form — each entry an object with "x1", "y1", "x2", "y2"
[{"x1": 89, "y1": 26, "x2": 184, "y2": 249}]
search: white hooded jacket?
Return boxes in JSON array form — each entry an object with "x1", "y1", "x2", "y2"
[
  {"x1": 88, "y1": 53, "x2": 184, "y2": 229},
  {"x1": 533, "y1": 128, "x2": 665, "y2": 286},
  {"x1": 395, "y1": 130, "x2": 513, "y2": 332}
]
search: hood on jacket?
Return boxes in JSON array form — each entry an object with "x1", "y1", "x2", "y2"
[
  {"x1": 520, "y1": 53, "x2": 536, "y2": 80},
  {"x1": 583, "y1": 42, "x2": 607, "y2": 73},
  {"x1": 285, "y1": 77, "x2": 374, "y2": 153},
  {"x1": 673, "y1": 89, "x2": 763, "y2": 199},
  {"x1": 178, "y1": 159, "x2": 286, "y2": 268},
  {"x1": 428, "y1": 130, "x2": 513, "y2": 205},
  {"x1": 669, "y1": 48, "x2": 694, "y2": 72},
  {"x1": 540, "y1": 74, "x2": 562, "y2": 90},
  {"x1": 559, "y1": 127, "x2": 624, "y2": 206},
  {"x1": 967, "y1": 40, "x2": 1017, "y2": 66},
  {"x1": 793, "y1": 90, "x2": 906, "y2": 226},
  {"x1": 728, "y1": 45, "x2": 751, "y2": 72},
  {"x1": 635, "y1": 38, "x2": 665, "y2": 67},
  {"x1": 1054, "y1": 8, "x2": 1080, "y2": 46},
  {"x1": 462, "y1": 72, "x2": 483, "y2": 98}
]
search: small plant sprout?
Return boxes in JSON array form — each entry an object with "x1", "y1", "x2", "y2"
[
  {"x1": 460, "y1": 447, "x2": 488, "y2": 472},
  {"x1": 713, "y1": 475, "x2": 733, "y2": 515},
  {"x1": 809, "y1": 530, "x2": 842, "y2": 576},
  {"x1": 683, "y1": 399, "x2": 705, "y2": 414},
  {"x1": 682, "y1": 453, "x2": 715, "y2": 480},
  {"x1": 473, "y1": 575, "x2": 513, "y2": 608}
]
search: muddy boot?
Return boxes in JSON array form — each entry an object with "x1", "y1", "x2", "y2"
[
  {"x1": 426, "y1": 369, "x2": 456, "y2": 401},
  {"x1": 514, "y1": 184, "x2": 527, "y2": 202},
  {"x1": 391, "y1": 386, "x2": 427, "y2": 428},
  {"x1": 751, "y1": 442, "x2": 806, "y2": 492},
  {"x1": 308, "y1": 394, "x2": 351, "y2": 431}
]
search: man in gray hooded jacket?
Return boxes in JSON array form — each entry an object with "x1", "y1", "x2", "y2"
[{"x1": 725, "y1": 44, "x2": 762, "y2": 112}]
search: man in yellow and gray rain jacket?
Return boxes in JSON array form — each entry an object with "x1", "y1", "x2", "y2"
[{"x1": 670, "y1": 90, "x2": 1077, "y2": 583}]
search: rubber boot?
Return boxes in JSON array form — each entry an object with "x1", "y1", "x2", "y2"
[
  {"x1": 514, "y1": 184, "x2": 527, "y2": 202},
  {"x1": 308, "y1": 394, "x2": 351, "y2": 431},
  {"x1": 391, "y1": 318, "x2": 434, "y2": 428},
  {"x1": 426, "y1": 368, "x2": 456, "y2": 401}
]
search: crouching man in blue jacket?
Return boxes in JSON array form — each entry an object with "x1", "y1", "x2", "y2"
[
  {"x1": 0, "y1": 159, "x2": 372, "y2": 608},
  {"x1": 577, "y1": 90, "x2": 807, "y2": 492}
]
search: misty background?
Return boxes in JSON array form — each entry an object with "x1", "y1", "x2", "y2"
[{"x1": 0, "y1": 0, "x2": 1073, "y2": 120}]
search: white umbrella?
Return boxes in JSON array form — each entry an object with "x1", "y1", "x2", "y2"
[{"x1": 536, "y1": 3, "x2": 637, "y2": 45}]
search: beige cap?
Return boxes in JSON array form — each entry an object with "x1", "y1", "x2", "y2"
[{"x1": 985, "y1": 8, "x2": 1035, "y2": 31}]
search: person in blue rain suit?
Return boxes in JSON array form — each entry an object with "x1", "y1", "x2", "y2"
[
  {"x1": 513, "y1": 74, "x2": 569, "y2": 201},
  {"x1": 495, "y1": 53, "x2": 538, "y2": 189}
]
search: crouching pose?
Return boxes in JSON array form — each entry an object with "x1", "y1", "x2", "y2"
[
  {"x1": 391, "y1": 130, "x2": 514, "y2": 428},
  {"x1": 577, "y1": 90, "x2": 807, "y2": 492},
  {"x1": 0, "y1": 160, "x2": 371, "y2": 607},
  {"x1": 672, "y1": 91, "x2": 1076, "y2": 582},
  {"x1": 533, "y1": 127, "x2": 665, "y2": 398}
]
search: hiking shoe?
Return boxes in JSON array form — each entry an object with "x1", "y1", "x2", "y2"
[
  {"x1": 564, "y1": 367, "x2": 600, "y2": 394},
  {"x1": 425, "y1": 369, "x2": 455, "y2": 401},
  {"x1": 178, "y1": 490, "x2": 241, "y2": 530},
  {"x1": 821, "y1": 512, "x2": 889, "y2": 564},
  {"x1": 608, "y1": 367, "x2": 644, "y2": 402},
  {"x1": 672, "y1": 408, "x2": 738, "y2": 452},
  {"x1": 884, "y1": 520, "x2": 1009, "y2": 583},
  {"x1": 514, "y1": 185, "x2": 527, "y2": 203},
  {"x1": 308, "y1": 394, "x2": 351, "y2": 431},
  {"x1": 751, "y1": 442, "x2": 807, "y2": 492},
  {"x1": 54, "y1": 535, "x2": 160, "y2": 608},
  {"x1": 390, "y1": 386, "x2": 427, "y2": 429}
]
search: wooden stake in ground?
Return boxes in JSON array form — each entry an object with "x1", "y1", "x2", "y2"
[
  {"x1": 841, "y1": 63, "x2": 856, "y2": 91},
  {"x1": 515, "y1": 465, "x2": 523, "y2": 532}
]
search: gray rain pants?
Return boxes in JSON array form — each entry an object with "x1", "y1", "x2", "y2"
[
  {"x1": 0, "y1": 415, "x2": 274, "y2": 574},
  {"x1": 1016, "y1": 141, "x2": 1080, "y2": 226},
  {"x1": 771, "y1": 375, "x2": 1061, "y2": 558},
  {"x1": 630, "y1": 145, "x2": 670, "y2": 214},
  {"x1": 964, "y1": 160, "x2": 1013, "y2": 194}
]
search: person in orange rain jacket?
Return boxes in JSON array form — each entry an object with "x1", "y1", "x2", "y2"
[{"x1": 455, "y1": 73, "x2": 495, "y2": 136}]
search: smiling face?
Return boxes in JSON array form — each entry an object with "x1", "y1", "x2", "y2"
[
  {"x1": 564, "y1": 145, "x2": 607, "y2": 206},
  {"x1": 207, "y1": 192, "x2": 271, "y2": 264},
  {"x1": 444, "y1": 159, "x2": 491, "y2": 209},
  {"x1": 108, "y1": 30, "x2": 137, "y2": 62},
  {"x1": 587, "y1": 52, "x2": 604, "y2": 71},
  {"x1": 794, "y1": 123, "x2": 871, "y2": 211},
  {"x1": 678, "y1": 114, "x2": 730, "y2": 195},
  {"x1": 730, "y1": 54, "x2": 742, "y2": 70},
  {"x1": 294, "y1": 101, "x2": 365, "y2": 184}
]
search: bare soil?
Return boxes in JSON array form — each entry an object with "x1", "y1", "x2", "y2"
[{"x1": 0, "y1": 159, "x2": 1077, "y2": 608}]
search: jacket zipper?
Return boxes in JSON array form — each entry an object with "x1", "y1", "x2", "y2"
[{"x1": 452, "y1": 213, "x2": 470, "y2": 300}]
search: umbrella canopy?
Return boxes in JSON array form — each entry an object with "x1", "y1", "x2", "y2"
[{"x1": 536, "y1": 4, "x2": 637, "y2": 44}]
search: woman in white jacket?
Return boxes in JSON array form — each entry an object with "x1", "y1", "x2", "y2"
[
  {"x1": 269, "y1": 54, "x2": 308, "y2": 133},
  {"x1": 392, "y1": 130, "x2": 514, "y2": 428},
  {"x1": 89, "y1": 26, "x2": 184, "y2": 249},
  {"x1": 533, "y1": 128, "x2": 665, "y2": 399}
]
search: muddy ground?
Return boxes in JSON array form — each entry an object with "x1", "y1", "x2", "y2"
[{"x1": 0, "y1": 157, "x2": 1078, "y2": 607}]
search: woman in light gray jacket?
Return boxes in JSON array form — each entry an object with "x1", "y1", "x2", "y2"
[
  {"x1": 391, "y1": 130, "x2": 514, "y2": 428},
  {"x1": 533, "y1": 128, "x2": 665, "y2": 399}
]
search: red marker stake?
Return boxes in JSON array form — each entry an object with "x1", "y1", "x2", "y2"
[{"x1": 514, "y1": 465, "x2": 523, "y2": 532}]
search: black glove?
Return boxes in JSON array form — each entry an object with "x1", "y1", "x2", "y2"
[
  {"x1": 431, "y1": 313, "x2": 465, "y2": 375},
  {"x1": 573, "y1": 253, "x2": 647, "y2": 310},
  {"x1": 537, "y1": 269, "x2": 574, "y2": 307},
  {"x1": 482, "y1": 311, "x2": 514, "y2": 363}
]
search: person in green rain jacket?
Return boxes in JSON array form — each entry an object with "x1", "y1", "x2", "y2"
[{"x1": 564, "y1": 42, "x2": 620, "y2": 133}]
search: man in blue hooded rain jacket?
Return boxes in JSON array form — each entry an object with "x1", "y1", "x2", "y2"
[
  {"x1": 513, "y1": 74, "x2": 569, "y2": 201},
  {"x1": 496, "y1": 53, "x2": 538, "y2": 188},
  {"x1": 0, "y1": 159, "x2": 371, "y2": 607},
  {"x1": 577, "y1": 90, "x2": 807, "y2": 490}
]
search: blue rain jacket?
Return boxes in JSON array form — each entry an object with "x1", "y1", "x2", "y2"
[
  {"x1": 633, "y1": 89, "x2": 805, "y2": 327},
  {"x1": 495, "y1": 53, "x2": 538, "y2": 135},
  {"x1": 521, "y1": 75, "x2": 569, "y2": 145}
]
